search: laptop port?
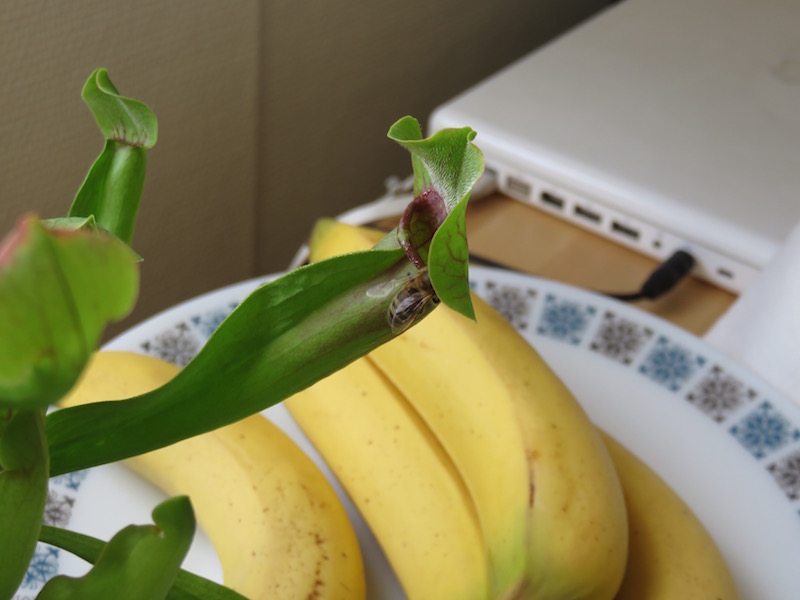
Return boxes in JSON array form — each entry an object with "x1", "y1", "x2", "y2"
[
  {"x1": 611, "y1": 220, "x2": 640, "y2": 241},
  {"x1": 506, "y1": 176, "x2": 532, "y2": 199},
  {"x1": 540, "y1": 191, "x2": 564, "y2": 210},
  {"x1": 573, "y1": 205, "x2": 601, "y2": 224}
]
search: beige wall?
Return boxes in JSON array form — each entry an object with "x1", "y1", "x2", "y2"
[{"x1": 0, "y1": 0, "x2": 610, "y2": 336}]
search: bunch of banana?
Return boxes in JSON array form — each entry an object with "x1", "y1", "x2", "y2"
[
  {"x1": 285, "y1": 220, "x2": 630, "y2": 599},
  {"x1": 58, "y1": 351, "x2": 366, "y2": 600},
  {"x1": 289, "y1": 219, "x2": 742, "y2": 600}
]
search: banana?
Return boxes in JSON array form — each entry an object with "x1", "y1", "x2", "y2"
[
  {"x1": 599, "y1": 431, "x2": 741, "y2": 600},
  {"x1": 367, "y1": 313, "x2": 530, "y2": 599},
  {"x1": 304, "y1": 219, "x2": 629, "y2": 599},
  {"x1": 284, "y1": 352, "x2": 491, "y2": 600},
  {"x1": 59, "y1": 350, "x2": 366, "y2": 600}
]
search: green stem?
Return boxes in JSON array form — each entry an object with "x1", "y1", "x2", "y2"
[
  {"x1": 0, "y1": 409, "x2": 49, "y2": 599},
  {"x1": 68, "y1": 141, "x2": 147, "y2": 246}
]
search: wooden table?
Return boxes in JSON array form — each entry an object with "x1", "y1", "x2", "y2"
[{"x1": 464, "y1": 194, "x2": 736, "y2": 336}]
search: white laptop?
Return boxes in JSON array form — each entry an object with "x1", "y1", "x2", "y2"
[{"x1": 429, "y1": 0, "x2": 800, "y2": 294}]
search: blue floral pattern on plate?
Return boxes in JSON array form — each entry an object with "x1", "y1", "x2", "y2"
[
  {"x1": 638, "y1": 336, "x2": 706, "y2": 391},
  {"x1": 730, "y1": 401, "x2": 800, "y2": 459},
  {"x1": 536, "y1": 293, "x2": 596, "y2": 344}
]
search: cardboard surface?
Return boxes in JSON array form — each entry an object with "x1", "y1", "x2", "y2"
[{"x1": 465, "y1": 195, "x2": 735, "y2": 335}]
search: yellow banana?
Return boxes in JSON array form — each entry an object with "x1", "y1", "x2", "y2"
[
  {"x1": 458, "y1": 293, "x2": 628, "y2": 599},
  {"x1": 600, "y1": 431, "x2": 741, "y2": 600},
  {"x1": 367, "y1": 316, "x2": 530, "y2": 599},
  {"x1": 306, "y1": 219, "x2": 629, "y2": 599},
  {"x1": 284, "y1": 355, "x2": 491, "y2": 600},
  {"x1": 59, "y1": 350, "x2": 366, "y2": 600}
]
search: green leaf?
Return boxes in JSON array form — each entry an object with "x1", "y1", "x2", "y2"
[
  {"x1": 37, "y1": 496, "x2": 195, "y2": 600},
  {"x1": 0, "y1": 409, "x2": 49, "y2": 599},
  {"x1": 68, "y1": 69, "x2": 158, "y2": 246},
  {"x1": 388, "y1": 116, "x2": 483, "y2": 214},
  {"x1": 80, "y1": 68, "x2": 157, "y2": 148},
  {"x1": 38, "y1": 521, "x2": 246, "y2": 600},
  {"x1": 47, "y1": 246, "x2": 420, "y2": 475},
  {"x1": 0, "y1": 216, "x2": 139, "y2": 410},
  {"x1": 387, "y1": 116, "x2": 484, "y2": 319}
]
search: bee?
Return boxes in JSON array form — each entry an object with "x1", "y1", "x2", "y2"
[{"x1": 387, "y1": 268, "x2": 440, "y2": 334}]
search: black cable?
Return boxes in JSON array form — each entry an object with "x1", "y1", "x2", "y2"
[
  {"x1": 468, "y1": 248, "x2": 696, "y2": 302},
  {"x1": 606, "y1": 250, "x2": 696, "y2": 302}
]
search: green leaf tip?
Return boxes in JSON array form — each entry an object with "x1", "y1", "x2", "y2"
[
  {"x1": 39, "y1": 517, "x2": 248, "y2": 599},
  {"x1": 82, "y1": 68, "x2": 158, "y2": 148},
  {"x1": 37, "y1": 496, "x2": 195, "y2": 600},
  {"x1": 387, "y1": 116, "x2": 481, "y2": 206},
  {"x1": 388, "y1": 116, "x2": 484, "y2": 321}
]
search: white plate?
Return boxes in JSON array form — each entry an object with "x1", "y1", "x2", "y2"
[{"x1": 17, "y1": 266, "x2": 800, "y2": 599}]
